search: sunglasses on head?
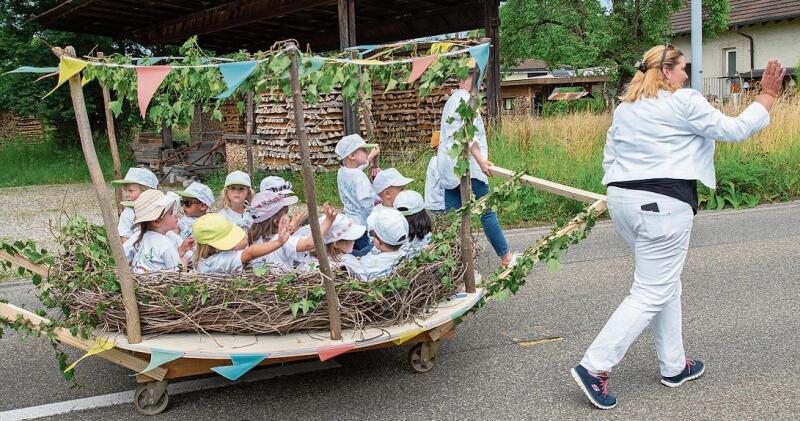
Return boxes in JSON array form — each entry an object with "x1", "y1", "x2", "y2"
[
  {"x1": 181, "y1": 199, "x2": 200, "y2": 207},
  {"x1": 659, "y1": 43, "x2": 675, "y2": 68}
]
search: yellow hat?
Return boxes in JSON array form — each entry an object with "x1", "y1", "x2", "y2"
[
  {"x1": 192, "y1": 213, "x2": 246, "y2": 250},
  {"x1": 431, "y1": 131, "x2": 440, "y2": 148}
]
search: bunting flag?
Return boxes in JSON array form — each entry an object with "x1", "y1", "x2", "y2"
[
  {"x1": 135, "y1": 65, "x2": 172, "y2": 119},
  {"x1": 393, "y1": 328, "x2": 426, "y2": 345},
  {"x1": 64, "y1": 338, "x2": 114, "y2": 373},
  {"x1": 33, "y1": 72, "x2": 59, "y2": 83},
  {"x1": 137, "y1": 57, "x2": 163, "y2": 66},
  {"x1": 45, "y1": 56, "x2": 88, "y2": 98},
  {"x1": 216, "y1": 61, "x2": 259, "y2": 99},
  {"x1": 211, "y1": 354, "x2": 268, "y2": 381},
  {"x1": 407, "y1": 55, "x2": 438, "y2": 83},
  {"x1": 467, "y1": 44, "x2": 490, "y2": 82},
  {"x1": 133, "y1": 349, "x2": 184, "y2": 375},
  {"x1": 317, "y1": 343, "x2": 354, "y2": 362},
  {"x1": 3, "y1": 66, "x2": 59, "y2": 75},
  {"x1": 430, "y1": 42, "x2": 454, "y2": 54},
  {"x1": 350, "y1": 58, "x2": 383, "y2": 66},
  {"x1": 299, "y1": 56, "x2": 324, "y2": 78}
]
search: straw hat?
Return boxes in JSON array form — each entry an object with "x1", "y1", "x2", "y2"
[{"x1": 132, "y1": 190, "x2": 178, "y2": 224}]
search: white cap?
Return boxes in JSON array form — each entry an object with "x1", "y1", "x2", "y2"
[
  {"x1": 132, "y1": 190, "x2": 179, "y2": 224},
  {"x1": 334, "y1": 134, "x2": 377, "y2": 161},
  {"x1": 177, "y1": 182, "x2": 215, "y2": 207},
  {"x1": 259, "y1": 176, "x2": 293, "y2": 194},
  {"x1": 393, "y1": 190, "x2": 425, "y2": 216},
  {"x1": 225, "y1": 170, "x2": 251, "y2": 188},
  {"x1": 372, "y1": 168, "x2": 413, "y2": 195},
  {"x1": 325, "y1": 214, "x2": 366, "y2": 244},
  {"x1": 371, "y1": 208, "x2": 409, "y2": 246},
  {"x1": 112, "y1": 167, "x2": 158, "y2": 189}
]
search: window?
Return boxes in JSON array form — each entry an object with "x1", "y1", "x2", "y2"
[
  {"x1": 725, "y1": 48, "x2": 737, "y2": 76},
  {"x1": 504, "y1": 98, "x2": 514, "y2": 110}
]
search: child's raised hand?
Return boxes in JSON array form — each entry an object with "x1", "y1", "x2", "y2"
[
  {"x1": 289, "y1": 209, "x2": 308, "y2": 233},
  {"x1": 277, "y1": 215, "x2": 291, "y2": 243},
  {"x1": 179, "y1": 237, "x2": 195, "y2": 256},
  {"x1": 323, "y1": 202, "x2": 338, "y2": 221},
  {"x1": 367, "y1": 146, "x2": 380, "y2": 161}
]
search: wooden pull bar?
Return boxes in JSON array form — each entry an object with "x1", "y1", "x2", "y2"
[{"x1": 488, "y1": 165, "x2": 607, "y2": 203}]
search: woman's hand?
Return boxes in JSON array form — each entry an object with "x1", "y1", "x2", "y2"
[
  {"x1": 478, "y1": 157, "x2": 494, "y2": 177},
  {"x1": 760, "y1": 60, "x2": 786, "y2": 97}
]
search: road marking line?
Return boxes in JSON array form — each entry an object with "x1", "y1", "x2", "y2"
[
  {"x1": 515, "y1": 337, "x2": 564, "y2": 348},
  {"x1": 0, "y1": 360, "x2": 340, "y2": 420}
]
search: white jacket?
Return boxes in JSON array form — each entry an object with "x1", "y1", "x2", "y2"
[
  {"x1": 437, "y1": 89, "x2": 489, "y2": 190},
  {"x1": 602, "y1": 89, "x2": 769, "y2": 189}
]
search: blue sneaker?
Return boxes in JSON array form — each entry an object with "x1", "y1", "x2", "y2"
[
  {"x1": 661, "y1": 359, "x2": 705, "y2": 388},
  {"x1": 571, "y1": 365, "x2": 617, "y2": 409}
]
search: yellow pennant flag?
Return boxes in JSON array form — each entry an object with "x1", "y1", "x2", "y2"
[
  {"x1": 393, "y1": 328, "x2": 427, "y2": 345},
  {"x1": 430, "y1": 42, "x2": 454, "y2": 54},
  {"x1": 350, "y1": 58, "x2": 383, "y2": 66},
  {"x1": 64, "y1": 338, "x2": 114, "y2": 373},
  {"x1": 81, "y1": 75, "x2": 92, "y2": 87},
  {"x1": 45, "y1": 56, "x2": 88, "y2": 98}
]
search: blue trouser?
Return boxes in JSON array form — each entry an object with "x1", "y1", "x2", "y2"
[
  {"x1": 445, "y1": 178, "x2": 509, "y2": 257},
  {"x1": 351, "y1": 231, "x2": 372, "y2": 257}
]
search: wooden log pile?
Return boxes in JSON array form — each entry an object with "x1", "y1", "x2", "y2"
[
  {"x1": 0, "y1": 112, "x2": 45, "y2": 144},
  {"x1": 132, "y1": 132, "x2": 162, "y2": 165}
]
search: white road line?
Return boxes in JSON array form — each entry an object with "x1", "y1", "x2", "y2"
[{"x1": 0, "y1": 360, "x2": 341, "y2": 421}]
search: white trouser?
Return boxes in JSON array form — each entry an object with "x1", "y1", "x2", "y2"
[{"x1": 580, "y1": 186, "x2": 694, "y2": 377}]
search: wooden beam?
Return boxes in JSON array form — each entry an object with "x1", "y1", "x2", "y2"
[
  {"x1": 489, "y1": 166, "x2": 607, "y2": 203},
  {"x1": 339, "y1": 0, "x2": 359, "y2": 135},
  {"x1": 131, "y1": 0, "x2": 337, "y2": 45},
  {"x1": 0, "y1": 302, "x2": 165, "y2": 381},
  {"x1": 484, "y1": 0, "x2": 501, "y2": 125},
  {"x1": 0, "y1": 250, "x2": 49, "y2": 277},
  {"x1": 34, "y1": 0, "x2": 99, "y2": 25},
  {"x1": 56, "y1": 45, "x2": 142, "y2": 345}
]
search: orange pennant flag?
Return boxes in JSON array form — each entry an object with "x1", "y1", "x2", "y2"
[
  {"x1": 407, "y1": 55, "x2": 438, "y2": 83},
  {"x1": 135, "y1": 65, "x2": 172, "y2": 119}
]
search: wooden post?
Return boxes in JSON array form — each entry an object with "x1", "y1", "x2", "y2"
[
  {"x1": 245, "y1": 91, "x2": 255, "y2": 176},
  {"x1": 289, "y1": 47, "x2": 342, "y2": 340},
  {"x1": 484, "y1": 1, "x2": 501, "y2": 125},
  {"x1": 459, "y1": 78, "x2": 479, "y2": 294},
  {"x1": 97, "y1": 52, "x2": 124, "y2": 214},
  {"x1": 338, "y1": 0, "x2": 359, "y2": 135},
  {"x1": 56, "y1": 46, "x2": 142, "y2": 344}
]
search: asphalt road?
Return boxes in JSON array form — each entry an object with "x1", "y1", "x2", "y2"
[{"x1": 1, "y1": 201, "x2": 798, "y2": 420}]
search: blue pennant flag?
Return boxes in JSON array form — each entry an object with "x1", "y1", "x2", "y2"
[
  {"x1": 467, "y1": 44, "x2": 490, "y2": 82},
  {"x1": 299, "y1": 56, "x2": 324, "y2": 78},
  {"x1": 136, "y1": 57, "x2": 164, "y2": 66},
  {"x1": 216, "y1": 61, "x2": 259, "y2": 99},
  {"x1": 133, "y1": 349, "x2": 184, "y2": 375},
  {"x1": 211, "y1": 354, "x2": 268, "y2": 381},
  {"x1": 3, "y1": 66, "x2": 59, "y2": 75}
]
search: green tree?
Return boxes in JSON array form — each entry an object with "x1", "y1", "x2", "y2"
[
  {"x1": 0, "y1": 0, "x2": 144, "y2": 143},
  {"x1": 500, "y1": 0, "x2": 730, "y2": 86}
]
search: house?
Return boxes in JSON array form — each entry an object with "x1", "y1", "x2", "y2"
[
  {"x1": 671, "y1": 0, "x2": 800, "y2": 99},
  {"x1": 500, "y1": 59, "x2": 612, "y2": 115}
]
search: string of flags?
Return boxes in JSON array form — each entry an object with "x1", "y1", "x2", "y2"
[{"x1": 3, "y1": 41, "x2": 490, "y2": 120}]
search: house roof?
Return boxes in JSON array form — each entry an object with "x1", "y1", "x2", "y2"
[
  {"x1": 505, "y1": 58, "x2": 548, "y2": 72},
  {"x1": 34, "y1": 0, "x2": 489, "y2": 53},
  {"x1": 671, "y1": 0, "x2": 800, "y2": 35}
]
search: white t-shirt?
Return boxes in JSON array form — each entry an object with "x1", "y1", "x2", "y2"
[
  {"x1": 178, "y1": 215, "x2": 198, "y2": 239},
  {"x1": 299, "y1": 253, "x2": 364, "y2": 279},
  {"x1": 437, "y1": 88, "x2": 489, "y2": 190},
  {"x1": 337, "y1": 166, "x2": 376, "y2": 227},
  {"x1": 128, "y1": 231, "x2": 182, "y2": 274},
  {"x1": 249, "y1": 235, "x2": 302, "y2": 272},
  {"x1": 118, "y1": 207, "x2": 137, "y2": 238},
  {"x1": 366, "y1": 204, "x2": 392, "y2": 231},
  {"x1": 196, "y1": 250, "x2": 244, "y2": 274},
  {"x1": 218, "y1": 207, "x2": 254, "y2": 230},
  {"x1": 424, "y1": 156, "x2": 445, "y2": 211},
  {"x1": 401, "y1": 233, "x2": 432, "y2": 257},
  {"x1": 358, "y1": 250, "x2": 405, "y2": 281}
]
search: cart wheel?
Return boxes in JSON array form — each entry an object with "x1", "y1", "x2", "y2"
[
  {"x1": 408, "y1": 342, "x2": 439, "y2": 373},
  {"x1": 134, "y1": 380, "x2": 169, "y2": 416}
]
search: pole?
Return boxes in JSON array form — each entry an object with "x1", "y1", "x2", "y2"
[
  {"x1": 56, "y1": 46, "x2": 142, "y2": 344},
  {"x1": 245, "y1": 91, "x2": 255, "y2": 176},
  {"x1": 460, "y1": 80, "x2": 478, "y2": 294},
  {"x1": 97, "y1": 52, "x2": 124, "y2": 214},
  {"x1": 288, "y1": 47, "x2": 342, "y2": 340},
  {"x1": 690, "y1": 0, "x2": 703, "y2": 93}
]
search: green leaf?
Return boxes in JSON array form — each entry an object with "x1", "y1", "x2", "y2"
[
  {"x1": 107, "y1": 100, "x2": 123, "y2": 118},
  {"x1": 546, "y1": 258, "x2": 561, "y2": 273},
  {"x1": 253, "y1": 266, "x2": 268, "y2": 277}
]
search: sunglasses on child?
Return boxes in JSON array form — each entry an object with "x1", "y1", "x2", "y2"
[{"x1": 181, "y1": 199, "x2": 201, "y2": 207}]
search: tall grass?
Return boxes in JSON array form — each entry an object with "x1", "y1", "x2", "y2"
[{"x1": 0, "y1": 136, "x2": 131, "y2": 188}]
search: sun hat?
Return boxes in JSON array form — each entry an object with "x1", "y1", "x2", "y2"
[
  {"x1": 132, "y1": 190, "x2": 179, "y2": 224},
  {"x1": 325, "y1": 214, "x2": 366, "y2": 244},
  {"x1": 224, "y1": 170, "x2": 251, "y2": 188},
  {"x1": 431, "y1": 131, "x2": 440, "y2": 148},
  {"x1": 372, "y1": 168, "x2": 413, "y2": 195},
  {"x1": 334, "y1": 134, "x2": 377, "y2": 161},
  {"x1": 248, "y1": 191, "x2": 299, "y2": 223},
  {"x1": 259, "y1": 176, "x2": 293, "y2": 194},
  {"x1": 176, "y1": 182, "x2": 215, "y2": 207},
  {"x1": 371, "y1": 208, "x2": 409, "y2": 246},
  {"x1": 393, "y1": 190, "x2": 425, "y2": 216},
  {"x1": 111, "y1": 167, "x2": 158, "y2": 189},
  {"x1": 192, "y1": 213, "x2": 246, "y2": 250}
]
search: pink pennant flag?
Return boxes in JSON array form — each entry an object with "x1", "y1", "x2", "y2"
[
  {"x1": 135, "y1": 66, "x2": 172, "y2": 119},
  {"x1": 407, "y1": 55, "x2": 438, "y2": 83},
  {"x1": 317, "y1": 343, "x2": 355, "y2": 362}
]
